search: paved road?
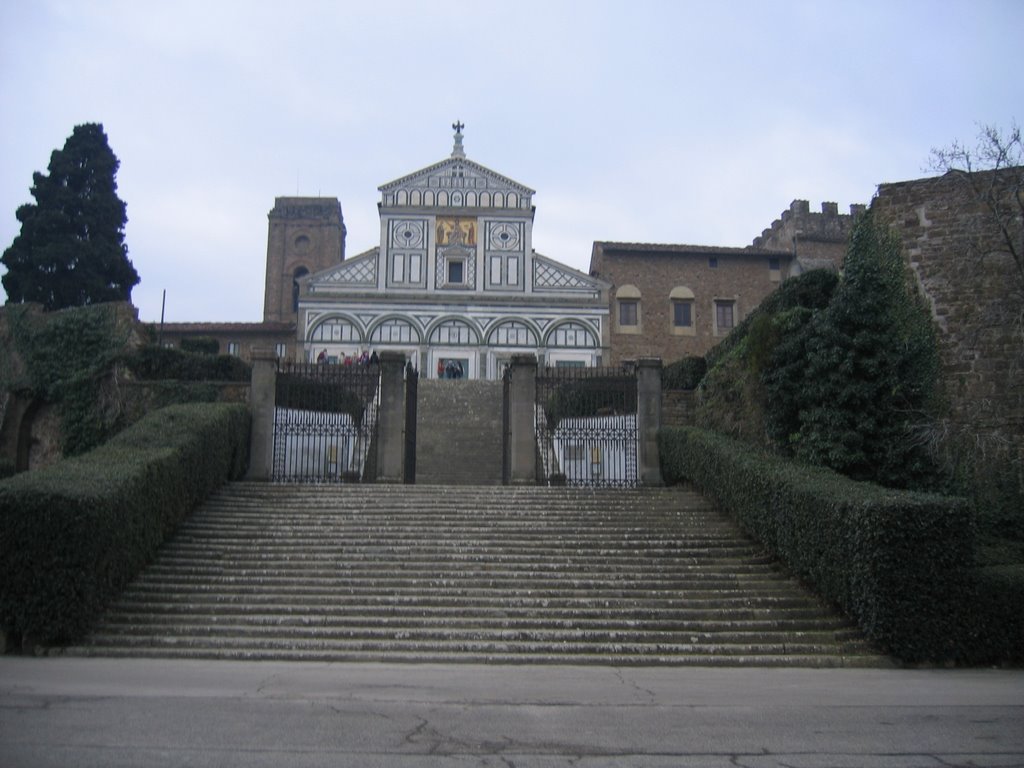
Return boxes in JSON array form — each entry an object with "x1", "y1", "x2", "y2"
[{"x1": 1, "y1": 658, "x2": 1022, "y2": 767}]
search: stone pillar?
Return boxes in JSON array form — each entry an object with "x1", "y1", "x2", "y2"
[
  {"x1": 246, "y1": 348, "x2": 278, "y2": 481},
  {"x1": 508, "y1": 354, "x2": 538, "y2": 485},
  {"x1": 637, "y1": 357, "x2": 664, "y2": 486},
  {"x1": 374, "y1": 351, "x2": 406, "y2": 483}
]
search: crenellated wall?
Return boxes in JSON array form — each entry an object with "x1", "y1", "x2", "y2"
[{"x1": 752, "y1": 200, "x2": 864, "y2": 269}]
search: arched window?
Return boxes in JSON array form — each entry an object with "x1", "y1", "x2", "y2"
[
  {"x1": 546, "y1": 321, "x2": 597, "y2": 348},
  {"x1": 310, "y1": 316, "x2": 361, "y2": 343},
  {"x1": 292, "y1": 266, "x2": 309, "y2": 312},
  {"x1": 615, "y1": 284, "x2": 641, "y2": 333},
  {"x1": 429, "y1": 318, "x2": 480, "y2": 345},
  {"x1": 669, "y1": 286, "x2": 695, "y2": 335}
]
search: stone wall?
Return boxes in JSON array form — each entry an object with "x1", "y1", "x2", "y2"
[{"x1": 871, "y1": 170, "x2": 1024, "y2": 484}]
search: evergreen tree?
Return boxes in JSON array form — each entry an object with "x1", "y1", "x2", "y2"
[
  {"x1": 780, "y1": 213, "x2": 940, "y2": 488},
  {"x1": 2, "y1": 123, "x2": 139, "y2": 310}
]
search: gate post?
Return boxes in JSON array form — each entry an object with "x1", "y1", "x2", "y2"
[
  {"x1": 508, "y1": 354, "x2": 538, "y2": 485},
  {"x1": 246, "y1": 348, "x2": 277, "y2": 481},
  {"x1": 375, "y1": 351, "x2": 406, "y2": 483},
  {"x1": 637, "y1": 357, "x2": 664, "y2": 486}
]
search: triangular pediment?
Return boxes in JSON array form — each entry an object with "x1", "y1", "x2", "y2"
[
  {"x1": 379, "y1": 156, "x2": 535, "y2": 199},
  {"x1": 306, "y1": 248, "x2": 378, "y2": 290}
]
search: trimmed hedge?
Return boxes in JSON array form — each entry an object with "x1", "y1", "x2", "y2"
[
  {"x1": 659, "y1": 426, "x2": 976, "y2": 663},
  {"x1": 123, "y1": 345, "x2": 251, "y2": 382},
  {"x1": 0, "y1": 402, "x2": 250, "y2": 647}
]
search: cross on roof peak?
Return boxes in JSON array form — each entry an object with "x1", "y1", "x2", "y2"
[{"x1": 451, "y1": 120, "x2": 466, "y2": 159}]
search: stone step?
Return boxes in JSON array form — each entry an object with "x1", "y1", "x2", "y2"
[
  {"x1": 67, "y1": 483, "x2": 888, "y2": 666},
  {"x1": 63, "y1": 645, "x2": 886, "y2": 668},
  {"x1": 91, "y1": 611, "x2": 855, "y2": 632}
]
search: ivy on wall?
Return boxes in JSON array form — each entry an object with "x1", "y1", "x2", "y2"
[{"x1": 6, "y1": 303, "x2": 133, "y2": 457}]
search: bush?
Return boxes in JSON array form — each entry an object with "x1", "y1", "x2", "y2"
[
  {"x1": 662, "y1": 356, "x2": 707, "y2": 390},
  {"x1": 659, "y1": 426, "x2": 977, "y2": 663},
  {"x1": 123, "y1": 345, "x2": 251, "y2": 382},
  {"x1": 0, "y1": 402, "x2": 250, "y2": 646}
]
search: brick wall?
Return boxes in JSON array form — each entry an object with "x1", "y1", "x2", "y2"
[
  {"x1": 590, "y1": 243, "x2": 792, "y2": 365},
  {"x1": 263, "y1": 197, "x2": 346, "y2": 323}
]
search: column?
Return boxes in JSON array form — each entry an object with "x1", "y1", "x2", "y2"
[
  {"x1": 245, "y1": 348, "x2": 278, "y2": 481},
  {"x1": 637, "y1": 357, "x2": 664, "y2": 486},
  {"x1": 508, "y1": 354, "x2": 538, "y2": 485},
  {"x1": 374, "y1": 351, "x2": 406, "y2": 483}
]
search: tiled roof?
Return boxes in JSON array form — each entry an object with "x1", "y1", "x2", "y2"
[
  {"x1": 594, "y1": 241, "x2": 789, "y2": 256},
  {"x1": 159, "y1": 321, "x2": 295, "y2": 334}
]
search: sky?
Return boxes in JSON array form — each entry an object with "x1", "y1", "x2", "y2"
[{"x1": 1, "y1": 0, "x2": 1021, "y2": 323}]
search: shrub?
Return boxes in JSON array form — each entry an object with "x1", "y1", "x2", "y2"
[
  {"x1": 662, "y1": 356, "x2": 707, "y2": 390},
  {"x1": 659, "y1": 426, "x2": 976, "y2": 663},
  {"x1": 0, "y1": 402, "x2": 250, "y2": 646}
]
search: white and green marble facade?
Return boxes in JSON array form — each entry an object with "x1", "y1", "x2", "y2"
[{"x1": 297, "y1": 128, "x2": 609, "y2": 378}]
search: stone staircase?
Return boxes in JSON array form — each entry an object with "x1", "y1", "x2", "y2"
[
  {"x1": 415, "y1": 379, "x2": 504, "y2": 485},
  {"x1": 66, "y1": 484, "x2": 889, "y2": 666}
]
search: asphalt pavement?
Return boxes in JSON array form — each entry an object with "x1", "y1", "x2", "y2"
[{"x1": 1, "y1": 657, "x2": 1022, "y2": 767}]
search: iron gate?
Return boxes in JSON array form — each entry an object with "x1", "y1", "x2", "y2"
[
  {"x1": 535, "y1": 366, "x2": 639, "y2": 487},
  {"x1": 272, "y1": 362, "x2": 380, "y2": 483}
]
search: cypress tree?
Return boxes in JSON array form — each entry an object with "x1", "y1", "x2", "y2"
[{"x1": 2, "y1": 123, "x2": 139, "y2": 310}]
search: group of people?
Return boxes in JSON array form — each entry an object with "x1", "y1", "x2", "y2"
[
  {"x1": 316, "y1": 349, "x2": 379, "y2": 367},
  {"x1": 439, "y1": 358, "x2": 465, "y2": 379}
]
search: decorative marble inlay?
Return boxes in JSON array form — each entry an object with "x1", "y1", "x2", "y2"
[
  {"x1": 487, "y1": 221, "x2": 522, "y2": 251},
  {"x1": 534, "y1": 259, "x2": 591, "y2": 290},
  {"x1": 390, "y1": 219, "x2": 427, "y2": 249}
]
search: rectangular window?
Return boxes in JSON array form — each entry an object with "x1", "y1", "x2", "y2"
[
  {"x1": 619, "y1": 300, "x2": 638, "y2": 326},
  {"x1": 227, "y1": 342, "x2": 240, "y2": 356},
  {"x1": 673, "y1": 300, "x2": 693, "y2": 327},
  {"x1": 447, "y1": 259, "x2": 464, "y2": 284},
  {"x1": 275, "y1": 342, "x2": 287, "y2": 359},
  {"x1": 768, "y1": 257, "x2": 780, "y2": 271},
  {"x1": 708, "y1": 257, "x2": 719, "y2": 268},
  {"x1": 715, "y1": 300, "x2": 735, "y2": 331}
]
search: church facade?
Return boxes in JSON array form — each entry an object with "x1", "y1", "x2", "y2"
[{"x1": 287, "y1": 126, "x2": 609, "y2": 379}]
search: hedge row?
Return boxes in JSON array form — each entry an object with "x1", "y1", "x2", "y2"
[
  {"x1": 659, "y1": 426, "x2": 976, "y2": 663},
  {"x1": 123, "y1": 345, "x2": 251, "y2": 382},
  {"x1": 0, "y1": 402, "x2": 250, "y2": 647}
]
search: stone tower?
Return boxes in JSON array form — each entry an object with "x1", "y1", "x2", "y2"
[{"x1": 263, "y1": 197, "x2": 346, "y2": 323}]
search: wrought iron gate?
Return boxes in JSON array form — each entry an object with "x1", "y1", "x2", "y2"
[
  {"x1": 535, "y1": 366, "x2": 638, "y2": 487},
  {"x1": 272, "y1": 362, "x2": 380, "y2": 483}
]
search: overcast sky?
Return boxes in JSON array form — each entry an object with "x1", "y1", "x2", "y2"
[{"x1": 1, "y1": 0, "x2": 1020, "y2": 323}]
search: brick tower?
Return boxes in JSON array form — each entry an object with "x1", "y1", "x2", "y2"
[{"x1": 263, "y1": 197, "x2": 346, "y2": 323}]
